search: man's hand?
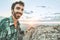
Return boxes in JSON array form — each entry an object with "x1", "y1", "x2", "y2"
[{"x1": 26, "y1": 26, "x2": 35, "y2": 33}]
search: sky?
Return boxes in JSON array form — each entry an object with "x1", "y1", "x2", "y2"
[
  {"x1": 0, "y1": 0, "x2": 60, "y2": 22},
  {"x1": 0, "y1": 0, "x2": 60, "y2": 31}
]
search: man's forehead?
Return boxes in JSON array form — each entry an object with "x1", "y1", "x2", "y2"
[{"x1": 15, "y1": 4, "x2": 24, "y2": 7}]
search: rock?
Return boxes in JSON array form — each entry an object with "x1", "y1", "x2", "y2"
[{"x1": 23, "y1": 25, "x2": 60, "y2": 40}]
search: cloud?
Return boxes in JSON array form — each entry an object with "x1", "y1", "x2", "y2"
[{"x1": 12, "y1": 0, "x2": 23, "y2": 2}]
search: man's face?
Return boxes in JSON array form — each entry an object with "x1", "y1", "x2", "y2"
[{"x1": 12, "y1": 4, "x2": 24, "y2": 19}]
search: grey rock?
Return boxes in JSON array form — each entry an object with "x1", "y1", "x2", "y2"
[{"x1": 23, "y1": 25, "x2": 60, "y2": 40}]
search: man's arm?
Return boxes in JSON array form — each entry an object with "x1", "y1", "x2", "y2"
[{"x1": 0, "y1": 20, "x2": 10, "y2": 40}]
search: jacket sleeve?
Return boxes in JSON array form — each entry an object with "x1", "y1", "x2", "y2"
[{"x1": 0, "y1": 20, "x2": 10, "y2": 40}]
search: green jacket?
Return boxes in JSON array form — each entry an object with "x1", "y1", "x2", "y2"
[{"x1": 0, "y1": 16, "x2": 24, "y2": 40}]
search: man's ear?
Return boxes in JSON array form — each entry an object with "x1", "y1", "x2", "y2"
[
  {"x1": 11, "y1": 9, "x2": 13, "y2": 12},
  {"x1": 11, "y1": 9, "x2": 13, "y2": 14}
]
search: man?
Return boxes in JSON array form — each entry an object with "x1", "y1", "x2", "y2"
[{"x1": 0, "y1": 1, "x2": 24, "y2": 40}]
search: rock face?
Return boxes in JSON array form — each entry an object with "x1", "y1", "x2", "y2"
[{"x1": 23, "y1": 25, "x2": 60, "y2": 40}]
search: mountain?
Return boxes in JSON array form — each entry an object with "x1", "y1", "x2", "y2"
[{"x1": 23, "y1": 24, "x2": 60, "y2": 40}]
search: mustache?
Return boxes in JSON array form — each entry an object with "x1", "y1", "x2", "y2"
[
  {"x1": 17, "y1": 16, "x2": 20, "y2": 18},
  {"x1": 15, "y1": 12, "x2": 22, "y2": 15}
]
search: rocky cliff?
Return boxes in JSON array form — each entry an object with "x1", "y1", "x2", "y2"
[{"x1": 23, "y1": 25, "x2": 60, "y2": 40}]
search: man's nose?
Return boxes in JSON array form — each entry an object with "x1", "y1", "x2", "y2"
[{"x1": 18, "y1": 9, "x2": 22, "y2": 13}]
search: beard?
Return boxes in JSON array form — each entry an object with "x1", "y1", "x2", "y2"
[{"x1": 13, "y1": 12, "x2": 21, "y2": 19}]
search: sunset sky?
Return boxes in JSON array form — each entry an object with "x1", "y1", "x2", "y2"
[
  {"x1": 0, "y1": 0, "x2": 60, "y2": 31},
  {"x1": 0, "y1": 0, "x2": 60, "y2": 22}
]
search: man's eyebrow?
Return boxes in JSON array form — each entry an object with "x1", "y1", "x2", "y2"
[{"x1": 16, "y1": 7, "x2": 20, "y2": 8}]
